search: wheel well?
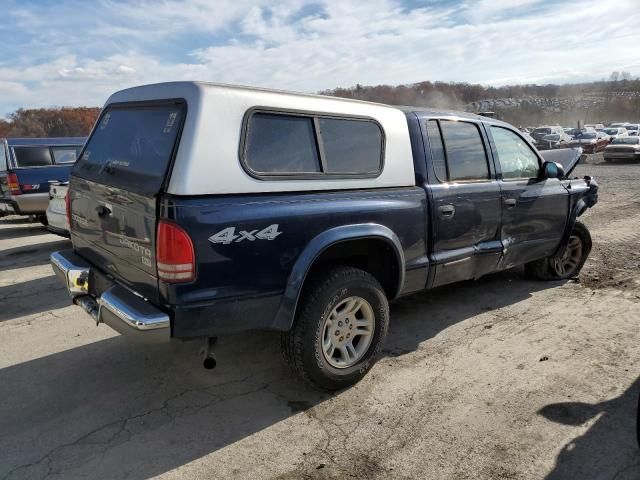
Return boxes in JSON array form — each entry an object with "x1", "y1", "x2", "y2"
[{"x1": 303, "y1": 238, "x2": 400, "y2": 299}]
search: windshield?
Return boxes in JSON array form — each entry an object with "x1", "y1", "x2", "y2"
[
  {"x1": 534, "y1": 128, "x2": 551, "y2": 134},
  {"x1": 73, "y1": 103, "x2": 185, "y2": 196},
  {"x1": 612, "y1": 137, "x2": 639, "y2": 145},
  {"x1": 603, "y1": 129, "x2": 619, "y2": 135},
  {"x1": 542, "y1": 134, "x2": 560, "y2": 141},
  {"x1": 575, "y1": 133, "x2": 596, "y2": 139}
]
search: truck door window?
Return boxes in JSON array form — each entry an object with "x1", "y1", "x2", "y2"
[
  {"x1": 425, "y1": 120, "x2": 447, "y2": 181},
  {"x1": 439, "y1": 121, "x2": 489, "y2": 181},
  {"x1": 490, "y1": 126, "x2": 540, "y2": 180},
  {"x1": 12, "y1": 146, "x2": 54, "y2": 167}
]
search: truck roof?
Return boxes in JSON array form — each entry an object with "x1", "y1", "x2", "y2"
[
  {"x1": 103, "y1": 81, "x2": 416, "y2": 196},
  {"x1": 4, "y1": 137, "x2": 86, "y2": 147},
  {"x1": 397, "y1": 106, "x2": 513, "y2": 128},
  {"x1": 109, "y1": 81, "x2": 393, "y2": 109}
]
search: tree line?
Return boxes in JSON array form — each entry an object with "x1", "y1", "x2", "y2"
[
  {"x1": 0, "y1": 107, "x2": 101, "y2": 138},
  {"x1": 321, "y1": 73, "x2": 640, "y2": 125},
  {"x1": 1, "y1": 73, "x2": 638, "y2": 138},
  {"x1": 321, "y1": 74, "x2": 640, "y2": 108}
]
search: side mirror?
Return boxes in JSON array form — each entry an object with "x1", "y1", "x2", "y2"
[{"x1": 542, "y1": 161, "x2": 565, "y2": 179}]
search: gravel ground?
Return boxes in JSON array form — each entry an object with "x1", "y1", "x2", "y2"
[{"x1": 0, "y1": 161, "x2": 639, "y2": 480}]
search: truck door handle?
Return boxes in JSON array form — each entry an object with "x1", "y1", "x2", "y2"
[
  {"x1": 95, "y1": 205, "x2": 112, "y2": 217},
  {"x1": 438, "y1": 204, "x2": 455, "y2": 217},
  {"x1": 504, "y1": 198, "x2": 517, "y2": 208}
]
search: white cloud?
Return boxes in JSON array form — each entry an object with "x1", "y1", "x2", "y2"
[{"x1": 1, "y1": 0, "x2": 639, "y2": 116}]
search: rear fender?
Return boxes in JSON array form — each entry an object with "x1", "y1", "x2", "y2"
[{"x1": 271, "y1": 224, "x2": 405, "y2": 331}]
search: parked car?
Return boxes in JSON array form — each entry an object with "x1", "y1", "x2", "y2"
[
  {"x1": 50, "y1": 82, "x2": 598, "y2": 390},
  {"x1": 46, "y1": 182, "x2": 70, "y2": 236},
  {"x1": 567, "y1": 131, "x2": 609, "y2": 153},
  {"x1": 603, "y1": 137, "x2": 640, "y2": 162},
  {"x1": 602, "y1": 127, "x2": 629, "y2": 141},
  {"x1": 623, "y1": 124, "x2": 639, "y2": 136},
  {"x1": 536, "y1": 132, "x2": 572, "y2": 150},
  {"x1": 531, "y1": 126, "x2": 564, "y2": 142},
  {"x1": 521, "y1": 130, "x2": 536, "y2": 144},
  {"x1": 0, "y1": 137, "x2": 85, "y2": 223},
  {"x1": 584, "y1": 124, "x2": 604, "y2": 131}
]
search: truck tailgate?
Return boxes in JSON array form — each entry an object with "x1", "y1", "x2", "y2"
[{"x1": 69, "y1": 101, "x2": 186, "y2": 304}]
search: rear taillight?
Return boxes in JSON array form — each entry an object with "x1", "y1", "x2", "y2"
[
  {"x1": 65, "y1": 190, "x2": 71, "y2": 227},
  {"x1": 156, "y1": 220, "x2": 195, "y2": 283},
  {"x1": 7, "y1": 173, "x2": 21, "y2": 195}
]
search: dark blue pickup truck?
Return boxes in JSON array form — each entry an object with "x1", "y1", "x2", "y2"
[
  {"x1": 0, "y1": 137, "x2": 86, "y2": 222},
  {"x1": 50, "y1": 82, "x2": 597, "y2": 390}
]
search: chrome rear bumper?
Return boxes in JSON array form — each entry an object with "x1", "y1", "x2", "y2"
[
  {"x1": 50, "y1": 250, "x2": 170, "y2": 343},
  {"x1": 13, "y1": 192, "x2": 49, "y2": 214}
]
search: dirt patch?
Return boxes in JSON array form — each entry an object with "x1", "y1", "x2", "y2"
[
  {"x1": 573, "y1": 164, "x2": 640, "y2": 297},
  {"x1": 1, "y1": 166, "x2": 640, "y2": 480},
  {"x1": 276, "y1": 453, "x2": 388, "y2": 480}
]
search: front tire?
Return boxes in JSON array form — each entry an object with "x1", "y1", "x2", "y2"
[
  {"x1": 281, "y1": 266, "x2": 389, "y2": 391},
  {"x1": 525, "y1": 221, "x2": 592, "y2": 280}
]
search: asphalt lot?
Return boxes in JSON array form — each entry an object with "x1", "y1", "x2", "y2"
[{"x1": 1, "y1": 161, "x2": 639, "y2": 479}]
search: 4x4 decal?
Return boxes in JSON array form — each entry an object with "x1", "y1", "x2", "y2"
[{"x1": 209, "y1": 224, "x2": 282, "y2": 245}]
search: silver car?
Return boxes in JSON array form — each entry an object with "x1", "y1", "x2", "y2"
[
  {"x1": 46, "y1": 181, "x2": 70, "y2": 237},
  {"x1": 603, "y1": 137, "x2": 640, "y2": 162}
]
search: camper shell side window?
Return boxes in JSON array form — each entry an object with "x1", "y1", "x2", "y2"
[{"x1": 240, "y1": 108, "x2": 385, "y2": 180}]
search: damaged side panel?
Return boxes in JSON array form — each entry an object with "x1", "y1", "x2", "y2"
[{"x1": 556, "y1": 175, "x2": 598, "y2": 256}]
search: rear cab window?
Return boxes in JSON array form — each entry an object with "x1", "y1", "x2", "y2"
[
  {"x1": 242, "y1": 110, "x2": 384, "y2": 178},
  {"x1": 13, "y1": 147, "x2": 53, "y2": 167},
  {"x1": 73, "y1": 101, "x2": 185, "y2": 196},
  {"x1": 52, "y1": 146, "x2": 82, "y2": 164}
]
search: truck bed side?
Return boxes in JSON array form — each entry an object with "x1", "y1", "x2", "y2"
[{"x1": 161, "y1": 187, "x2": 429, "y2": 338}]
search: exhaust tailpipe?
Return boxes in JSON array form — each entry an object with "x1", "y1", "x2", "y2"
[
  {"x1": 202, "y1": 337, "x2": 217, "y2": 370},
  {"x1": 73, "y1": 295, "x2": 100, "y2": 323}
]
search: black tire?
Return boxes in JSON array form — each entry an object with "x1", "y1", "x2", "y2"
[
  {"x1": 525, "y1": 221, "x2": 592, "y2": 280},
  {"x1": 281, "y1": 266, "x2": 389, "y2": 391},
  {"x1": 38, "y1": 215, "x2": 48, "y2": 226}
]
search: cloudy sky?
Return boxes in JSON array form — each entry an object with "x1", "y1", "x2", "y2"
[{"x1": 1, "y1": 0, "x2": 639, "y2": 116}]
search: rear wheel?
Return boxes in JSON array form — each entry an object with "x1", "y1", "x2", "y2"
[
  {"x1": 281, "y1": 266, "x2": 389, "y2": 391},
  {"x1": 525, "y1": 221, "x2": 592, "y2": 280}
]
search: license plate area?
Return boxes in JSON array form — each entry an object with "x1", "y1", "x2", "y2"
[{"x1": 89, "y1": 268, "x2": 116, "y2": 298}]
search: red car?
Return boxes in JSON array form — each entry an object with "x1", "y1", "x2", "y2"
[{"x1": 568, "y1": 131, "x2": 609, "y2": 153}]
